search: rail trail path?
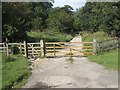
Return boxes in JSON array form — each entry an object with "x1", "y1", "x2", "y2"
[{"x1": 23, "y1": 36, "x2": 118, "y2": 88}]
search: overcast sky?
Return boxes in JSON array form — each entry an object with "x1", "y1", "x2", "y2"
[{"x1": 52, "y1": 0, "x2": 86, "y2": 10}]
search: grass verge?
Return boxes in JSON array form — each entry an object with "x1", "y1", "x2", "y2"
[
  {"x1": 2, "y1": 54, "x2": 30, "y2": 90},
  {"x1": 88, "y1": 50, "x2": 118, "y2": 70}
]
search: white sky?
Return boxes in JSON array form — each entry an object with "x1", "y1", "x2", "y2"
[{"x1": 52, "y1": 0, "x2": 86, "y2": 10}]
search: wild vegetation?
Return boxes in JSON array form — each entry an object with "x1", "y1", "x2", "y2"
[
  {"x1": 81, "y1": 31, "x2": 113, "y2": 42},
  {"x1": 1, "y1": 53, "x2": 30, "y2": 90}
]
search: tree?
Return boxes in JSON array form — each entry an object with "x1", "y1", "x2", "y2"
[
  {"x1": 74, "y1": 2, "x2": 120, "y2": 37},
  {"x1": 46, "y1": 5, "x2": 75, "y2": 34},
  {"x1": 2, "y1": 2, "x2": 53, "y2": 42}
]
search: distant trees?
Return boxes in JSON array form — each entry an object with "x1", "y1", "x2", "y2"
[
  {"x1": 2, "y1": 2, "x2": 120, "y2": 42},
  {"x1": 74, "y1": 2, "x2": 120, "y2": 37},
  {"x1": 46, "y1": 5, "x2": 75, "y2": 34},
  {"x1": 2, "y1": 2, "x2": 53, "y2": 42}
]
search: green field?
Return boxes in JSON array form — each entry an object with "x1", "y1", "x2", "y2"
[
  {"x1": 88, "y1": 50, "x2": 118, "y2": 70},
  {"x1": 1, "y1": 53, "x2": 30, "y2": 90},
  {"x1": 27, "y1": 31, "x2": 73, "y2": 42}
]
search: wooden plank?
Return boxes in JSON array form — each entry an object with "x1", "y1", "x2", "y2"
[
  {"x1": 45, "y1": 42, "x2": 65, "y2": 44},
  {"x1": 28, "y1": 53, "x2": 40, "y2": 55},
  {"x1": 28, "y1": 50, "x2": 41, "y2": 52},
  {"x1": 0, "y1": 47, "x2": 6, "y2": 49},
  {"x1": 67, "y1": 42, "x2": 93, "y2": 44},
  {"x1": 46, "y1": 46, "x2": 65, "y2": 49},
  {"x1": 28, "y1": 47, "x2": 41, "y2": 49},
  {"x1": 46, "y1": 50, "x2": 60, "y2": 52},
  {"x1": 28, "y1": 43, "x2": 41, "y2": 45},
  {"x1": 45, "y1": 42, "x2": 93, "y2": 44}
]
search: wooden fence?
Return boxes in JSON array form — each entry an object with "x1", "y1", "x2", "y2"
[
  {"x1": 96, "y1": 38, "x2": 119, "y2": 54},
  {"x1": 0, "y1": 38, "x2": 118, "y2": 58}
]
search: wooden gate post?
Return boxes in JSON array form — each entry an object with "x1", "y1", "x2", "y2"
[
  {"x1": 93, "y1": 39, "x2": 97, "y2": 55},
  {"x1": 11, "y1": 44, "x2": 14, "y2": 55},
  {"x1": 5, "y1": 38, "x2": 9, "y2": 57},
  {"x1": 40, "y1": 40, "x2": 45, "y2": 57},
  {"x1": 6, "y1": 42, "x2": 9, "y2": 57},
  {"x1": 32, "y1": 44, "x2": 34, "y2": 55},
  {"x1": 19, "y1": 42, "x2": 22, "y2": 54},
  {"x1": 53, "y1": 44, "x2": 56, "y2": 57},
  {"x1": 24, "y1": 41, "x2": 28, "y2": 58}
]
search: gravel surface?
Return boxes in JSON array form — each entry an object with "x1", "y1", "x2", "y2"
[
  {"x1": 23, "y1": 57, "x2": 118, "y2": 88},
  {"x1": 23, "y1": 36, "x2": 118, "y2": 88}
]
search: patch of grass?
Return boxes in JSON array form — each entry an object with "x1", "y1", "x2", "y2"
[
  {"x1": 27, "y1": 31, "x2": 73, "y2": 42},
  {"x1": 0, "y1": 53, "x2": 2, "y2": 90},
  {"x1": 1, "y1": 54, "x2": 30, "y2": 90},
  {"x1": 88, "y1": 50, "x2": 118, "y2": 70},
  {"x1": 66, "y1": 57, "x2": 74, "y2": 63},
  {"x1": 81, "y1": 31, "x2": 112, "y2": 42}
]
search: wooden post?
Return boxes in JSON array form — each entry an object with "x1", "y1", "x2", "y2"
[
  {"x1": 19, "y1": 42, "x2": 22, "y2": 54},
  {"x1": 93, "y1": 39, "x2": 96, "y2": 55},
  {"x1": 40, "y1": 40, "x2": 44, "y2": 57},
  {"x1": 11, "y1": 44, "x2": 14, "y2": 55},
  {"x1": 53, "y1": 44, "x2": 56, "y2": 57},
  {"x1": 5, "y1": 38, "x2": 9, "y2": 57},
  {"x1": 70, "y1": 48, "x2": 72, "y2": 56},
  {"x1": 32, "y1": 44, "x2": 34, "y2": 55},
  {"x1": 6, "y1": 42, "x2": 9, "y2": 57},
  {"x1": 3, "y1": 44, "x2": 6, "y2": 52},
  {"x1": 24, "y1": 41, "x2": 28, "y2": 58}
]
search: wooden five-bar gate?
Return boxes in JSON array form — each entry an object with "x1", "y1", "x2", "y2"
[
  {"x1": 0, "y1": 40, "x2": 95, "y2": 58},
  {"x1": 45, "y1": 41, "x2": 94, "y2": 57}
]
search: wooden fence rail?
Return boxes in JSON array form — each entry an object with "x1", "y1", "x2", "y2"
[
  {"x1": 0, "y1": 38, "x2": 119, "y2": 58},
  {"x1": 96, "y1": 38, "x2": 119, "y2": 54}
]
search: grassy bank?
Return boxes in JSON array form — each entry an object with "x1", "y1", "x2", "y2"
[
  {"x1": 81, "y1": 31, "x2": 113, "y2": 42},
  {"x1": 2, "y1": 54, "x2": 30, "y2": 90},
  {"x1": 27, "y1": 31, "x2": 73, "y2": 42},
  {"x1": 88, "y1": 50, "x2": 118, "y2": 70}
]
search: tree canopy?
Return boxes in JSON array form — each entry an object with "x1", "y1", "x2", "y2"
[
  {"x1": 2, "y1": 2, "x2": 120, "y2": 42},
  {"x1": 74, "y1": 2, "x2": 120, "y2": 37}
]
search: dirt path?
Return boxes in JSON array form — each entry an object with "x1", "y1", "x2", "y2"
[
  {"x1": 23, "y1": 57, "x2": 118, "y2": 88},
  {"x1": 23, "y1": 36, "x2": 118, "y2": 88}
]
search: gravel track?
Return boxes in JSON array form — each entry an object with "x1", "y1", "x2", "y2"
[
  {"x1": 23, "y1": 57, "x2": 118, "y2": 88},
  {"x1": 23, "y1": 36, "x2": 118, "y2": 88}
]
